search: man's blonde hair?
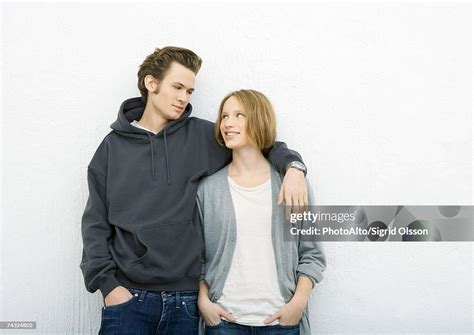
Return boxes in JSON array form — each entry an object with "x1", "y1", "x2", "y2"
[{"x1": 215, "y1": 89, "x2": 276, "y2": 152}]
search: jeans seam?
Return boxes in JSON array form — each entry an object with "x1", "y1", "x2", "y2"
[{"x1": 155, "y1": 293, "x2": 167, "y2": 335}]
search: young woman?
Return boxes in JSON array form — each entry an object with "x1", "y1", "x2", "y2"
[{"x1": 196, "y1": 89, "x2": 326, "y2": 335}]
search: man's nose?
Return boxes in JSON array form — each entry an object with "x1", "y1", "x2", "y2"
[{"x1": 177, "y1": 92, "x2": 187, "y2": 103}]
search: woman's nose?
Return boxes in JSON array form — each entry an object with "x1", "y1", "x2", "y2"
[{"x1": 223, "y1": 118, "x2": 234, "y2": 127}]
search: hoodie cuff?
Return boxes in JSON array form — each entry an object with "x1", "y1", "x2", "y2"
[{"x1": 99, "y1": 275, "x2": 121, "y2": 299}]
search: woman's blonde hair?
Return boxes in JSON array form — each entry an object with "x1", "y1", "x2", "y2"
[{"x1": 215, "y1": 89, "x2": 276, "y2": 152}]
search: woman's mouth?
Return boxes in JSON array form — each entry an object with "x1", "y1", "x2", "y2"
[{"x1": 224, "y1": 131, "x2": 240, "y2": 137}]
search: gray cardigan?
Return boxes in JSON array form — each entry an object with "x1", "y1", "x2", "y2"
[{"x1": 196, "y1": 164, "x2": 326, "y2": 335}]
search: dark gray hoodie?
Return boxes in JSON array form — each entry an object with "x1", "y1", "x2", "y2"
[{"x1": 80, "y1": 97, "x2": 304, "y2": 298}]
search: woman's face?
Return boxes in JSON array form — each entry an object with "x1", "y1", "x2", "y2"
[{"x1": 220, "y1": 96, "x2": 249, "y2": 150}]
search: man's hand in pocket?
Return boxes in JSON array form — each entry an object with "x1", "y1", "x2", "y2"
[{"x1": 104, "y1": 286, "x2": 133, "y2": 307}]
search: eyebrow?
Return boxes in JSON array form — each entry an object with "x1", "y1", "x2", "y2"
[{"x1": 172, "y1": 82, "x2": 194, "y2": 92}]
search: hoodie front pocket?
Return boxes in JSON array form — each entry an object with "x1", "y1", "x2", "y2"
[{"x1": 126, "y1": 220, "x2": 201, "y2": 284}]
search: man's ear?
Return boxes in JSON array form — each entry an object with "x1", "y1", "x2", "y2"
[{"x1": 144, "y1": 75, "x2": 159, "y2": 93}]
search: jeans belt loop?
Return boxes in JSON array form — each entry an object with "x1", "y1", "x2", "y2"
[
  {"x1": 138, "y1": 289, "x2": 147, "y2": 302},
  {"x1": 176, "y1": 291, "x2": 181, "y2": 308}
]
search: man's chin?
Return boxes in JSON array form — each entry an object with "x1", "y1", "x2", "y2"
[{"x1": 166, "y1": 112, "x2": 182, "y2": 120}]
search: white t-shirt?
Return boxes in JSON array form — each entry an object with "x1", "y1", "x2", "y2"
[
  {"x1": 216, "y1": 177, "x2": 285, "y2": 326},
  {"x1": 130, "y1": 120, "x2": 157, "y2": 135}
]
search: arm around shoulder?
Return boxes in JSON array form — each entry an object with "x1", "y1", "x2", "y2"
[
  {"x1": 195, "y1": 118, "x2": 231, "y2": 176},
  {"x1": 268, "y1": 141, "x2": 305, "y2": 175}
]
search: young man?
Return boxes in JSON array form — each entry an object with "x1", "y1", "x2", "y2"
[{"x1": 80, "y1": 47, "x2": 308, "y2": 335}]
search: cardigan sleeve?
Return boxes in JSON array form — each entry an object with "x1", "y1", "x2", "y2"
[
  {"x1": 196, "y1": 183, "x2": 207, "y2": 281},
  {"x1": 295, "y1": 181, "x2": 327, "y2": 287}
]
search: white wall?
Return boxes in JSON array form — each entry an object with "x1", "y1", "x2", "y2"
[{"x1": 1, "y1": 2, "x2": 472, "y2": 334}]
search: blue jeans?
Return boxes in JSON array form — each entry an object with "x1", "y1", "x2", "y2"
[
  {"x1": 99, "y1": 288, "x2": 199, "y2": 335},
  {"x1": 205, "y1": 320, "x2": 300, "y2": 335}
]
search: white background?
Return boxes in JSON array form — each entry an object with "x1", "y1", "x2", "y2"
[{"x1": 1, "y1": 1, "x2": 473, "y2": 334}]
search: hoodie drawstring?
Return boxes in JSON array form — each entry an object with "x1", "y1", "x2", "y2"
[
  {"x1": 113, "y1": 98, "x2": 191, "y2": 185},
  {"x1": 163, "y1": 129, "x2": 171, "y2": 185},
  {"x1": 147, "y1": 133, "x2": 156, "y2": 181},
  {"x1": 146, "y1": 130, "x2": 171, "y2": 185}
]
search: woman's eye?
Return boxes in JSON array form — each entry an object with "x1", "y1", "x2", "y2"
[
  {"x1": 237, "y1": 113, "x2": 245, "y2": 117},
  {"x1": 222, "y1": 115, "x2": 228, "y2": 119}
]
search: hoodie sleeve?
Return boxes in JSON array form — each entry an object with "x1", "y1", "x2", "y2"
[
  {"x1": 80, "y1": 141, "x2": 120, "y2": 299},
  {"x1": 197, "y1": 120, "x2": 232, "y2": 176},
  {"x1": 267, "y1": 141, "x2": 306, "y2": 175},
  {"x1": 199, "y1": 119, "x2": 305, "y2": 176},
  {"x1": 296, "y1": 181, "x2": 326, "y2": 287}
]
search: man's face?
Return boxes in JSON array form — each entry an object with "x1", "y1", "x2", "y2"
[{"x1": 147, "y1": 62, "x2": 196, "y2": 121}]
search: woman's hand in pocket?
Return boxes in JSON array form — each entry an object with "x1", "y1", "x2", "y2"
[
  {"x1": 104, "y1": 286, "x2": 134, "y2": 307},
  {"x1": 197, "y1": 295, "x2": 235, "y2": 326},
  {"x1": 263, "y1": 299, "x2": 305, "y2": 326}
]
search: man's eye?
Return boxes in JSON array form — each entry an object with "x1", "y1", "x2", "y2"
[{"x1": 187, "y1": 91, "x2": 193, "y2": 95}]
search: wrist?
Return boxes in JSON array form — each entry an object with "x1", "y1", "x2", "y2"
[
  {"x1": 198, "y1": 297, "x2": 213, "y2": 312},
  {"x1": 198, "y1": 292, "x2": 211, "y2": 302},
  {"x1": 288, "y1": 167, "x2": 305, "y2": 175},
  {"x1": 290, "y1": 294, "x2": 309, "y2": 309},
  {"x1": 286, "y1": 161, "x2": 307, "y2": 174}
]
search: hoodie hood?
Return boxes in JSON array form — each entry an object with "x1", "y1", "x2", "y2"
[
  {"x1": 110, "y1": 97, "x2": 193, "y2": 184},
  {"x1": 110, "y1": 97, "x2": 193, "y2": 138}
]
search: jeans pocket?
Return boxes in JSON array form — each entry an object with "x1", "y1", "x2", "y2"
[
  {"x1": 103, "y1": 295, "x2": 137, "y2": 311},
  {"x1": 277, "y1": 323, "x2": 300, "y2": 329},
  {"x1": 182, "y1": 299, "x2": 200, "y2": 319},
  {"x1": 205, "y1": 320, "x2": 223, "y2": 328}
]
